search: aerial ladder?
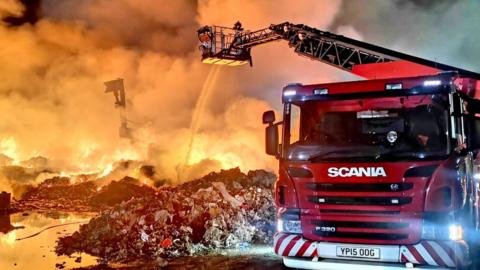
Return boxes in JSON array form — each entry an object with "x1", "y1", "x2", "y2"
[{"x1": 197, "y1": 22, "x2": 480, "y2": 89}]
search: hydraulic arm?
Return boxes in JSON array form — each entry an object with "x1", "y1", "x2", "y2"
[{"x1": 198, "y1": 22, "x2": 480, "y2": 81}]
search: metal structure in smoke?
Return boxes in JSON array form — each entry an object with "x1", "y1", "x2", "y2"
[{"x1": 104, "y1": 78, "x2": 132, "y2": 139}]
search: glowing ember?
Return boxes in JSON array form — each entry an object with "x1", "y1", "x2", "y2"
[{"x1": 99, "y1": 164, "x2": 114, "y2": 178}]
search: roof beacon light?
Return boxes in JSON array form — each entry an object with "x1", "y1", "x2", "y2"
[
  {"x1": 385, "y1": 83, "x2": 402, "y2": 90},
  {"x1": 313, "y1": 88, "x2": 328, "y2": 95},
  {"x1": 283, "y1": 89, "x2": 297, "y2": 96},
  {"x1": 423, "y1": 80, "x2": 442, "y2": 87}
]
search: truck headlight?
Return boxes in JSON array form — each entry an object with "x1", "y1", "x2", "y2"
[
  {"x1": 421, "y1": 221, "x2": 463, "y2": 241},
  {"x1": 449, "y1": 224, "x2": 463, "y2": 241},
  {"x1": 277, "y1": 219, "x2": 302, "y2": 234}
]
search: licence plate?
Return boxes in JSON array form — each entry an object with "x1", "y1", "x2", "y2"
[{"x1": 336, "y1": 246, "x2": 380, "y2": 259}]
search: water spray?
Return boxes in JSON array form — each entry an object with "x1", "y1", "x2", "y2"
[{"x1": 178, "y1": 66, "x2": 221, "y2": 180}]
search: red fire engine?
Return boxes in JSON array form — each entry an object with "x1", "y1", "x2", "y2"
[{"x1": 198, "y1": 22, "x2": 480, "y2": 269}]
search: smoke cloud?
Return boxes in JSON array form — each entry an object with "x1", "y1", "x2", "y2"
[
  {"x1": 0, "y1": 0, "x2": 345, "y2": 188},
  {"x1": 1, "y1": 0, "x2": 478, "y2": 192},
  {"x1": 0, "y1": 0, "x2": 24, "y2": 18}
]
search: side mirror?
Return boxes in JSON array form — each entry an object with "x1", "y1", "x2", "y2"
[
  {"x1": 266, "y1": 125, "x2": 279, "y2": 156},
  {"x1": 262, "y1": 110, "x2": 275, "y2": 125}
]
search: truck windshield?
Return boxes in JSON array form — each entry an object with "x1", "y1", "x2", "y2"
[{"x1": 286, "y1": 94, "x2": 450, "y2": 162}]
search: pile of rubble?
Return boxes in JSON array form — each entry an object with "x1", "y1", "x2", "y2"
[
  {"x1": 55, "y1": 168, "x2": 276, "y2": 263},
  {"x1": 15, "y1": 177, "x2": 98, "y2": 212},
  {"x1": 89, "y1": 177, "x2": 156, "y2": 207},
  {"x1": 14, "y1": 176, "x2": 158, "y2": 212}
]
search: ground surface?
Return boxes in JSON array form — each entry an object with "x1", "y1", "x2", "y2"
[{"x1": 73, "y1": 254, "x2": 287, "y2": 270}]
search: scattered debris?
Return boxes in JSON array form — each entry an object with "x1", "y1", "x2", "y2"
[{"x1": 55, "y1": 168, "x2": 276, "y2": 263}]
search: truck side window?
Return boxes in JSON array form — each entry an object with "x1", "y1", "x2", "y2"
[{"x1": 290, "y1": 104, "x2": 301, "y2": 144}]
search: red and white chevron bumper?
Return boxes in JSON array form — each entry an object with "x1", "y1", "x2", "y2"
[
  {"x1": 274, "y1": 232, "x2": 319, "y2": 257},
  {"x1": 400, "y1": 240, "x2": 469, "y2": 268},
  {"x1": 274, "y1": 232, "x2": 469, "y2": 268}
]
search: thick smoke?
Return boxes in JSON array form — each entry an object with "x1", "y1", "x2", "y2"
[
  {"x1": 2, "y1": 0, "x2": 478, "y2": 192},
  {"x1": 0, "y1": 0, "x2": 345, "y2": 188},
  {"x1": 0, "y1": 0, "x2": 26, "y2": 19},
  {"x1": 42, "y1": 0, "x2": 198, "y2": 54}
]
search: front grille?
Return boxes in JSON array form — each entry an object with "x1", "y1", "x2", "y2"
[
  {"x1": 313, "y1": 230, "x2": 409, "y2": 240},
  {"x1": 308, "y1": 196, "x2": 412, "y2": 206},
  {"x1": 319, "y1": 209, "x2": 400, "y2": 215},
  {"x1": 306, "y1": 182, "x2": 413, "y2": 192},
  {"x1": 298, "y1": 165, "x2": 429, "y2": 244},
  {"x1": 312, "y1": 220, "x2": 409, "y2": 229}
]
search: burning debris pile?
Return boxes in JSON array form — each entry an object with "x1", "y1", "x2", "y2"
[
  {"x1": 14, "y1": 175, "x2": 157, "y2": 212},
  {"x1": 89, "y1": 177, "x2": 156, "y2": 208},
  {"x1": 15, "y1": 177, "x2": 98, "y2": 212},
  {"x1": 55, "y1": 168, "x2": 276, "y2": 263}
]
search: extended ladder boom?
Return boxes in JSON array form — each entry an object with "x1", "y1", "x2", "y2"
[{"x1": 198, "y1": 22, "x2": 480, "y2": 81}]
